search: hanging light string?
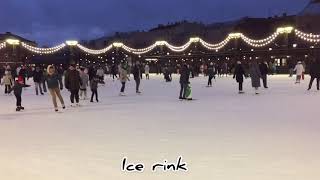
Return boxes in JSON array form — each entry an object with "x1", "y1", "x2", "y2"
[
  {"x1": 240, "y1": 32, "x2": 280, "y2": 47},
  {"x1": 0, "y1": 42, "x2": 6, "y2": 50},
  {"x1": 76, "y1": 44, "x2": 113, "y2": 55},
  {"x1": 295, "y1": 29, "x2": 320, "y2": 43},
  {"x1": 3, "y1": 27, "x2": 320, "y2": 56},
  {"x1": 21, "y1": 42, "x2": 66, "y2": 54},
  {"x1": 122, "y1": 44, "x2": 157, "y2": 55}
]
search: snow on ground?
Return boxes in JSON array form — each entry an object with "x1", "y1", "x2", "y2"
[{"x1": 0, "y1": 74, "x2": 319, "y2": 180}]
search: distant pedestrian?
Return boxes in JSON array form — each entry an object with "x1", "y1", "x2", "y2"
[
  {"x1": 90, "y1": 76, "x2": 99, "y2": 102},
  {"x1": 132, "y1": 62, "x2": 142, "y2": 94},
  {"x1": 79, "y1": 67, "x2": 89, "y2": 100},
  {"x1": 259, "y1": 61, "x2": 269, "y2": 88},
  {"x1": 119, "y1": 63, "x2": 130, "y2": 96},
  {"x1": 145, "y1": 64, "x2": 150, "y2": 80},
  {"x1": 294, "y1": 61, "x2": 305, "y2": 84},
  {"x1": 207, "y1": 62, "x2": 215, "y2": 87},
  {"x1": 233, "y1": 61, "x2": 246, "y2": 94},
  {"x1": 307, "y1": 58, "x2": 320, "y2": 90},
  {"x1": 33, "y1": 66, "x2": 44, "y2": 95},
  {"x1": 249, "y1": 60, "x2": 262, "y2": 94},
  {"x1": 179, "y1": 64, "x2": 190, "y2": 99}
]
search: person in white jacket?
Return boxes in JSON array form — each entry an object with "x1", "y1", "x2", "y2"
[
  {"x1": 294, "y1": 61, "x2": 305, "y2": 84},
  {"x1": 145, "y1": 64, "x2": 150, "y2": 80}
]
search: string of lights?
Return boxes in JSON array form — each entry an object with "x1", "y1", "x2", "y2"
[
  {"x1": 295, "y1": 29, "x2": 320, "y2": 43},
  {"x1": 2, "y1": 27, "x2": 320, "y2": 56},
  {"x1": 0, "y1": 42, "x2": 6, "y2": 50},
  {"x1": 76, "y1": 44, "x2": 113, "y2": 55},
  {"x1": 240, "y1": 32, "x2": 280, "y2": 47},
  {"x1": 21, "y1": 42, "x2": 66, "y2": 54}
]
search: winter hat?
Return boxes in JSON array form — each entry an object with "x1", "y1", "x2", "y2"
[{"x1": 18, "y1": 76, "x2": 24, "y2": 84}]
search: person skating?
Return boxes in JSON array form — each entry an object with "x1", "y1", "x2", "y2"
[
  {"x1": 65, "y1": 64, "x2": 82, "y2": 106},
  {"x1": 132, "y1": 62, "x2": 142, "y2": 94},
  {"x1": 47, "y1": 65, "x2": 66, "y2": 112},
  {"x1": 233, "y1": 61, "x2": 246, "y2": 94},
  {"x1": 249, "y1": 60, "x2": 262, "y2": 95},
  {"x1": 79, "y1": 67, "x2": 89, "y2": 100},
  {"x1": 179, "y1": 64, "x2": 190, "y2": 100},
  {"x1": 259, "y1": 61, "x2": 269, "y2": 89},
  {"x1": 119, "y1": 62, "x2": 130, "y2": 96},
  {"x1": 96, "y1": 66, "x2": 105, "y2": 84},
  {"x1": 207, "y1": 62, "x2": 215, "y2": 87},
  {"x1": 294, "y1": 61, "x2": 305, "y2": 84},
  {"x1": 90, "y1": 76, "x2": 99, "y2": 102},
  {"x1": 33, "y1": 66, "x2": 44, "y2": 95},
  {"x1": 111, "y1": 64, "x2": 118, "y2": 81},
  {"x1": 308, "y1": 58, "x2": 320, "y2": 91},
  {"x1": 1, "y1": 70, "x2": 13, "y2": 95},
  {"x1": 9, "y1": 77, "x2": 30, "y2": 111},
  {"x1": 145, "y1": 64, "x2": 150, "y2": 80}
]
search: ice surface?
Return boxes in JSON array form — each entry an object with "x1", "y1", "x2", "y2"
[{"x1": 0, "y1": 75, "x2": 319, "y2": 180}]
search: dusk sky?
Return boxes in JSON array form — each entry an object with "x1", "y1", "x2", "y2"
[{"x1": 0, "y1": 0, "x2": 310, "y2": 45}]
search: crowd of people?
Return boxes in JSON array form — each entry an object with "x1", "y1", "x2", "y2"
[{"x1": 0, "y1": 57, "x2": 320, "y2": 112}]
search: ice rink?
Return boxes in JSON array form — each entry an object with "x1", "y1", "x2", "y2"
[{"x1": 0, "y1": 74, "x2": 319, "y2": 180}]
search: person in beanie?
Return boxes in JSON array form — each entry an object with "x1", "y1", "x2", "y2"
[
  {"x1": 79, "y1": 67, "x2": 89, "y2": 100},
  {"x1": 233, "y1": 61, "x2": 246, "y2": 94},
  {"x1": 33, "y1": 66, "x2": 44, "y2": 95},
  {"x1": 294, "y1": 61, "x2": 305, "y2": 84},
  {"x1": 132, "y1": 61, "x2": 142, "y2": 94},
  {"x1": 90, "y1": 76, "x2": 99, "y2": 102},
  {"x1": 47, "y1": 65, "x2": 66, "y2": 112},
  {"x1": 207, "y1": 62, "x2": 215, "y2": 87},
  {"x1": 9, "y1": 77, "x2": 29, "y2": 111},
  {"x1": 249, "y1": 60, "x2": 262, "y2": 95},
  {"x1": 259, "y1": 61, "x2": 269, "y2": 88},
  {"x1": 308, "y1": 57, "x2": 320, "y2": 90},
  {"x1": 64, "y1": 64, "x2": 82, "y2": 106},
  {"x1": 119, "y1": 62, "x2": 130, "y2": 96},
  {"x1": 179, "y1": 64, "x2": 190, "y2": 99}
]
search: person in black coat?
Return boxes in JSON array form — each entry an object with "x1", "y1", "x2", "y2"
[
  {"x1": 33, "y1": 66, "x2": 44, "y2": 95},
  {"x1": 308, "y1": 58, "x2": 320, "y2": 90},
  {"x1": 64, "y1": 65, "x2": 82, "y2": 106},
  {"x1": 207, "y1": 62, "x2": 215, "y2": 87},
  {"x1": 9, "y1": 78, "x2": 30, "y2": 111},
  {"x1": 259, "y1": 61, "x2": 269, "y2": 88},
  {"x1": 132, "y1": 62, "x2": 142, "y2": 94},
  {"x1": 233, "y1": 61, "x2": 246, "y2": 94},
  {"x1": 179, "y1": 64, "x2": 190, "y2": 99}
]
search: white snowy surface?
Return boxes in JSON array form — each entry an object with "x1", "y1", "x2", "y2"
[{"x1": 0, "y1": 74, "x2": 319, "y2": 180}]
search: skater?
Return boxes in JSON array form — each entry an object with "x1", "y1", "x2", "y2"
[
  {"x1": 111, "y1": 64, "x2": 118, "y2": 81},
  {"x1": 145, "y1": 64, "x2": 150, "y2": 80},
  {"x1": 233, "y1": 61, "x2": 246, "y2": 94},
  {"x1": 307, "y1": 58, "x2": 320, "y2": 90},
  {"x1": 57, "y1": 66, "x2": 64, "y2": 90},
  {"x1": 33, "y1": 66, "x2": 44, "y2": 95},
  {"x1": 90, "y1": 76, "x2": 99, "y2": 102},
  {"x1": 179, "y1": 64, "x2": 190, "y2": 100},
  {"x1": 249, "y1": 60, "x2": 262, "y2": 95},
  {"x1": 9, "y1": 77, "x2": 29, "y2": 111},
  {"x1": 96, "y1": 66, "x2": 105, "y2": 84},
  {"x1": 1, "y1": 70, "x2": 13, "y2": 94},
  {"x1": 65, "y1": 64, "x2": 82, "y2": 106},
  {"x1": 119, "y1": 62, "x2": 130, "y2": 96},
  {"x1": 259, "y1": 61, "x2": 269, "y2": 88},
  {"x1": 79, "y1": 67, "x2": 89, "y2": 100},
  {"x1": 132, "y1": 62, "x2": 142, "y2": 94},
  {"x1": 207, "y1": 62, "x2": 215, "y2": 87},
  {"x1": 42, "y1": 67, "x2": 48, "y2": 93},
  {"x1": 47, "y1": 65, "x2": 65, "y2": 112},
  {"x1": 294, "y1": 61, "x2": 305, "y2": 84}
]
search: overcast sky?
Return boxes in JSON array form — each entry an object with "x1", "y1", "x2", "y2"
[{"x1": 0, "y1": 0, "x2": 310, "y2": 45}]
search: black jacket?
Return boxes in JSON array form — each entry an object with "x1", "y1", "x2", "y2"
[
  {"x1": 207, "y1": 65, "x2": 215, "y2": 76},
  {"x1": 233, "y1": 64, "x2": 246, "y2": 83},
  {"x1": 33, "y1": 70, "x2": 43, "y2": 83},
  {"x1": 259, "y1": 63, "x2": 269, "y2": 76},
  {"x1": 309, "y1": 60, "x2": 320, "y2": 78},
  {"x1": 65, "y1": 70, "x2": 81, "y2": 90},
  {"x1": 132, "y1": 65, "x2": 141, "y2": 80},
  {"x1": 179, "y1": 65, "x2": 190, "y2": 84},
  {"x1": 9, "y1": 81, "x2": 29, "y2": 96}
]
